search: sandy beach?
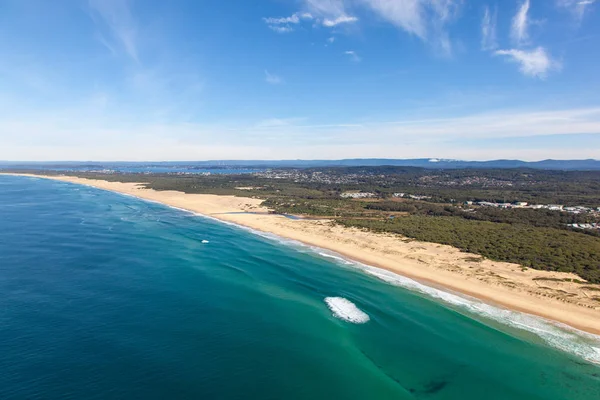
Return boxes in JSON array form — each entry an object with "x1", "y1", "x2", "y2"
[{"x1": 5, "y1": 173, "x2": 600, "y2": 335}]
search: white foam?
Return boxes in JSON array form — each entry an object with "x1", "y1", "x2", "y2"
[
  {"x1": 357, "y1": 265, "x2": 600, "y2": 364},
  {"x1": 201, "y1": 240, "x2": 209, "y2": 244},
  {"x1": 318, "y1": 252, "x2": 354, "y2": 265},
  {"x1": 325, "y1": 297, "x2": 370, "y2": 324}
]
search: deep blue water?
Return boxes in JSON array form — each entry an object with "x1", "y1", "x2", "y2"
[{"x1": 1, "y1": 175, "x2": 600, "y2": 399}]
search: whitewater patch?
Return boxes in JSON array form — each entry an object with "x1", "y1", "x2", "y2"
[
  {"x1": 317, "y1": 252, "x2": 355, "y2": 266},
  {"x1": 325, "y1": 297, "x2": 370, "y2": 324}
]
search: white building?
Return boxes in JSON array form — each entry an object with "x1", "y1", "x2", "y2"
[{"x1": 340, "y1": 192, "x2": 376, "y2": 199}]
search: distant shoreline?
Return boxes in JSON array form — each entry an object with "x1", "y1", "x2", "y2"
[{"x1": 4, "y1": 172, "x2": 600, "y2": 337}]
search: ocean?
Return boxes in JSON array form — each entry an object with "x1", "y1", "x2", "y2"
[{"x1": 1, "y1": 175, "x2": 599, "y2": 399}]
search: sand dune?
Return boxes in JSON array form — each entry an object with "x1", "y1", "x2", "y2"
[{"x1": 6, "y1": 173, "x2": 600, "y2": 334}]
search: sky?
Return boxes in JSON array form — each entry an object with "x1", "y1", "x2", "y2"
[{"x1": 0, "y1": 0, "x2": 599, "y2": 161}]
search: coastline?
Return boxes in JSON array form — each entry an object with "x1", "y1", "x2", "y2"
[{"x1": 4, "y1": 173, "x2": 600, "y2": 336}]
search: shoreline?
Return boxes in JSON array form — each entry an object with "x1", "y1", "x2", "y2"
[{"x1": 4, "y1": 173, "x2": 600, "y2": 337}]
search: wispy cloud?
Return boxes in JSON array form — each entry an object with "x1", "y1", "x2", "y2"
[
  {"x1": 263, "y1": 14, "x2": 302, "y2": 25},
  {"x1": 494, "y1": 47, "x2": 557, "y2": 78},
  {"x1": 354, "y1": 0, "x2": 462, "y2": 56},
  {"x1": 344, "y1": 50, "x2": 362, "y2": 62},
  {"x1": 88, "y1": 0, "x2": 138, "y2": 62},
  {"x1": 557, "y1": 0, "x2": 597, "y2": 22},
  {"x1": 263, "y1": 12, "x2": 313, "y2": 33},
  {"x1": 264, "y1": 5, "x2": 356, "y2": 31},
  {"x1": 268, "y1": 25, "x2": 295, "y2": 33},
  {"x1": 265, "y1": 70, "x2": 284, "y2": 85},
  {"x1": 323, "y1": 15, "x2": 359, "y2": 26},
  {"x1": 489, "y1": 1, "x2": 562, "y2": 79},
  {"x1": 266, "y1": 1, "x2": 461, "y2": 55},
  {"x1": 355, "y1": 0, "x2": 426, "y2": 38},
  {"x1": 304, "y1": 0, "x2": 348, "y2": 18},
  {"x1": 511, "y1": 0, "x2": 530, "y2": 46},
  {"x1": 481, "y1": 5, "x2": 498, "y2": 50}
]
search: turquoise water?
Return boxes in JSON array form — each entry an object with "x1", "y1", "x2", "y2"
[{"x1": 1, "y1": 175, "x2": 599, "y2": 399}]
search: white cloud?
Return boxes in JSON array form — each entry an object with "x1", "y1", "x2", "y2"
[
  {"x1": 481, "y1": 5, "x2": 498, "y2": 50},
  {"x1": 327, "y1": 36, "x2": 336, "y2": 43},
  {"x1": 263, "y1": 12, "x2": 314, "y2": 25},
  {"x1": 264, "y1": 3, "x2": 355, "y2": 31},
  {"x1": 323, "y1": 15, "x2": 359, "y2": 26},
  {"x1": 267, "y1": 1, "x2": 461, "y2": 54},
  {"x1": 356, "y1": 0, "x2": 427, "y2": 38},
  {"x1": 344, "y1": 50, "x2": 362, "y2": 62},
  {"x1": 265, "y1": 70, "x2": 283, "y2": 85},
  {"x1": 557, "y1": 0, "x2": 597, "y2": 21},
  {"x1": 263, "y1": 12, "x2": 313, "y2": 33},
  {"x1": 511, "y1": 0, "x2": 530, "y2": 46},
  {"x1": 263, "y1": 14, "x2": 301, "y2": 25},
  {"x1": 304, "y1": 0, "x2": 348, "y2": 18},
  {"x1": 268, "y1": 25, "x2": 295, "y2": 33},
  {"x1": 88, "y1": 0, "x2": 138, "y2": 61},
  {"x1": 494, "y1": 47, "x2": 557, "y2": 78},
  {"x1": 354, "y1": 0, "x2": 462, "y2": 56}
]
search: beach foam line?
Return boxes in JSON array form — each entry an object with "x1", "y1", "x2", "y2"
[
  {"x1": 347, "y1": 261, "x2": 600, "y2": 364},
  {"x1": 318, "y1": 252, "x2": 355, "y2": 265},
  {"x1": 16, "y1": 175, "x2": 600, "y2": 364},
  {"x1": 325, "y1": 297, "x2": 370, "y2": 324}
]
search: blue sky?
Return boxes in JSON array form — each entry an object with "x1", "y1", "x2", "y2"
[{"x1": 0, "y1": 0, "x2": 599, "y2": 161}]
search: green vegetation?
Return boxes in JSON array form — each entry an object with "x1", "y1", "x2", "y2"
[
  {"x1": 338, "y1": 216, "x2": 600, "y2": 283},
  {"x1": 364, "y1": 200, "x2": 599, "y2": 233}
]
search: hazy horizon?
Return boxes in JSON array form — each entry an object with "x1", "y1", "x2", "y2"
[{"x1": 1, "y1": 157, "x2": 599, "y2": 164}]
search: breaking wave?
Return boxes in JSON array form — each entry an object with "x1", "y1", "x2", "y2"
[
  {"x1": 325, "y1": 297, "x2": 370, "y2": 324},
  {"x1": 358, "y1": 265, "x2": 600, "y2": 364}
]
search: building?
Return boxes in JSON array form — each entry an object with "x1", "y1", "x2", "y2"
[{"x1": 340, "y1": 192, "x2": 376, "y2": 199}]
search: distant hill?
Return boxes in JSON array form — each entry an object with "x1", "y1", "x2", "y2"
[
  {"x1": 1, "y1": 159, "x2": 600, "y2": 170},
  {"x1": 206, "y1": 158, "x2": 600, "y2": 170}
]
